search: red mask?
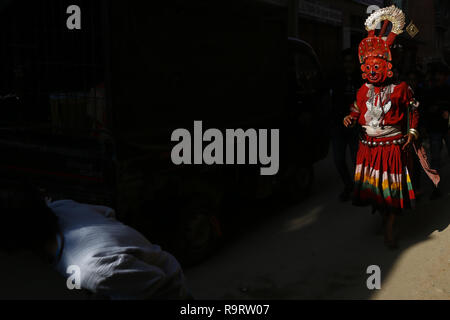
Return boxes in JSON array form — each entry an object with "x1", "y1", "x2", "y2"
[
  {"x1": 358, "y1": 5, "x2": 405, "y2": 85},
  {"x1": 361, "y1": 57, "x2": 393, "y2": 84}
]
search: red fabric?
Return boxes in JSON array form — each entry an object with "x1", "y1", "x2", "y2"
[
  {"x1": 414, "y1": 144, "x2": 440, "y2": 187},
  {"x1": 349, "y1": 82, "x2": 419, "y2": 131},
  {"x1": 350, "y1": 82, "x2": 419, "y2": 213},
  {"x1": 358, "y1": 36, "x2": 392, "y2": 64},
  {"x1": 354, "y1": 135, "x2": 415, "y2": 211}
]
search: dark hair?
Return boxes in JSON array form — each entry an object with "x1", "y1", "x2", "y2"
[{"x1": 0, "y1": 182, "x2": 59, "y2": 255}]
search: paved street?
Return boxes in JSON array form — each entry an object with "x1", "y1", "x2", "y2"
[
  {"x1": 0, "y1": 150, "x2": 448, "y2": 300},
  {"x1": 185, "y1": 150, "x2": 450, "y2": 300}
]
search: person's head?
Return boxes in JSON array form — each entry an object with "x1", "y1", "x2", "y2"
[
  {"x1": 358, "y1": 6, "x2": 406, "y2": 85},
  {"x1": 0, "y1": 182, "x2": 59, "y2": 256},
  {"x1": 361, "y1": 56, "x2": 393, "y2": 84}
]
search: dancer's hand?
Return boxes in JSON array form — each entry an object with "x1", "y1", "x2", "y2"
[
  {"x1": 343, "y1": 115, "x2": 355, "y2": 128},
  {"x1": 402, "y1": 133, "x2": 414, "y2": 151}
]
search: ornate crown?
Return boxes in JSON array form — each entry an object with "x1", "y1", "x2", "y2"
[{"x1": 358, "y1": 5, "x2": 406, "y2": 64}]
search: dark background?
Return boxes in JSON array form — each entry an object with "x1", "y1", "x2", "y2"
[
  {"x1": 0, "y1": 0, "x2": 449, "y2": 300},
  {"x1": 0, "y1": 0, "x2": 296, "y2": 265}
]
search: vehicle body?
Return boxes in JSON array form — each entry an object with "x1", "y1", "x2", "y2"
[{"x1": 0, "y1": 1, "x2": 330, "y2": 265}]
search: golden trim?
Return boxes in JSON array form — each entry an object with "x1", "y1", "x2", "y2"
[
  {"x1": 409, "y1": 99, "x2": 420, "y2": 108},
  {"x1": 406, "y1": 21, "x2": 420, "y2": 38},
  {"x1": 409, "y1": 128, "x2": 419, "y2": 140}
]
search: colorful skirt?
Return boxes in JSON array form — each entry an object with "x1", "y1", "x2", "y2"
[{"x1": 353, "y1": 134, "x2": 415, "y2": 214}]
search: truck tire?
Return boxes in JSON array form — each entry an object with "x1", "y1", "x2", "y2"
[{"x1": 173, "y1": 194, "x2": 222, "y2": 266}]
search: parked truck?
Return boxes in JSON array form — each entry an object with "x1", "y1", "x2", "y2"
[{"x1": 0, "y1": 0, "x2": 330, "y2": 265}]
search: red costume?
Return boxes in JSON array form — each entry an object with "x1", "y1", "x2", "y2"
[{"x1": 348, "y1": 6, "x2": 421, "y2": 213}]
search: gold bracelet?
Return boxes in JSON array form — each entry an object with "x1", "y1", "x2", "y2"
[
  {"x1": 409, "y1": 128, "x2": 419, "y2": 140},
  {"x1": 409, "y1": 99, "x2": 420, "y2": 109}
]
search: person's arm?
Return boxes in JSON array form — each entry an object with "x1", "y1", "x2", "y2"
[
  {"x1": 409, "y1": 99, "x2": 420, "y2": 134},
  {"x1": 343, "y1": 101, "x2": 361, "y2": 127},
  {"x1": 344, "y1": 85, "x2": 365, "y2": 128},
  {"x1": 407, "y1": 85, "x2": 419, "y2": 134},
  {"x1": 403, "y1": 85, "x2": 420, "y2": 150},
  {"x1": 350, "y1": 100, "x2": 361, "y2": 119},
  {"x1": 89, "y1": 251, "x2": 189, "y2": 300}
]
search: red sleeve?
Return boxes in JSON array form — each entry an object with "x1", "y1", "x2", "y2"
[
  {"x1": 349, "y1": 101, "x2": 361, "y2": 119},
  {"x1": 403, "y1": 84, "x2": 419, "y2": 130},
  {"x1": 349, "y1": 85, "x2": 367, "y2": 120}
]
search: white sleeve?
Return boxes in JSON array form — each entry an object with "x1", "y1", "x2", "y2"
[
  {"x1": 88, "y1": 252, "x2": 188, "y2": 300},
  {"x1": 87, "y1": 205, "x2": 117, "y2": 219}
]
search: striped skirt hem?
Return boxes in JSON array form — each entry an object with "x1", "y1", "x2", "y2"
[{"x1": 353, "y1": 135, "x2": 415, "y2": 213}]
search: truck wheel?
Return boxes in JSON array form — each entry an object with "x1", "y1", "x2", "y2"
[{"x1": 174, "y1": 196, "x2": 222, "y2": 266}]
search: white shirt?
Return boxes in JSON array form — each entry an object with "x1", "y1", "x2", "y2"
[{"x1": 49, "y1": 200, "x2": 188, "y2": 300}]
